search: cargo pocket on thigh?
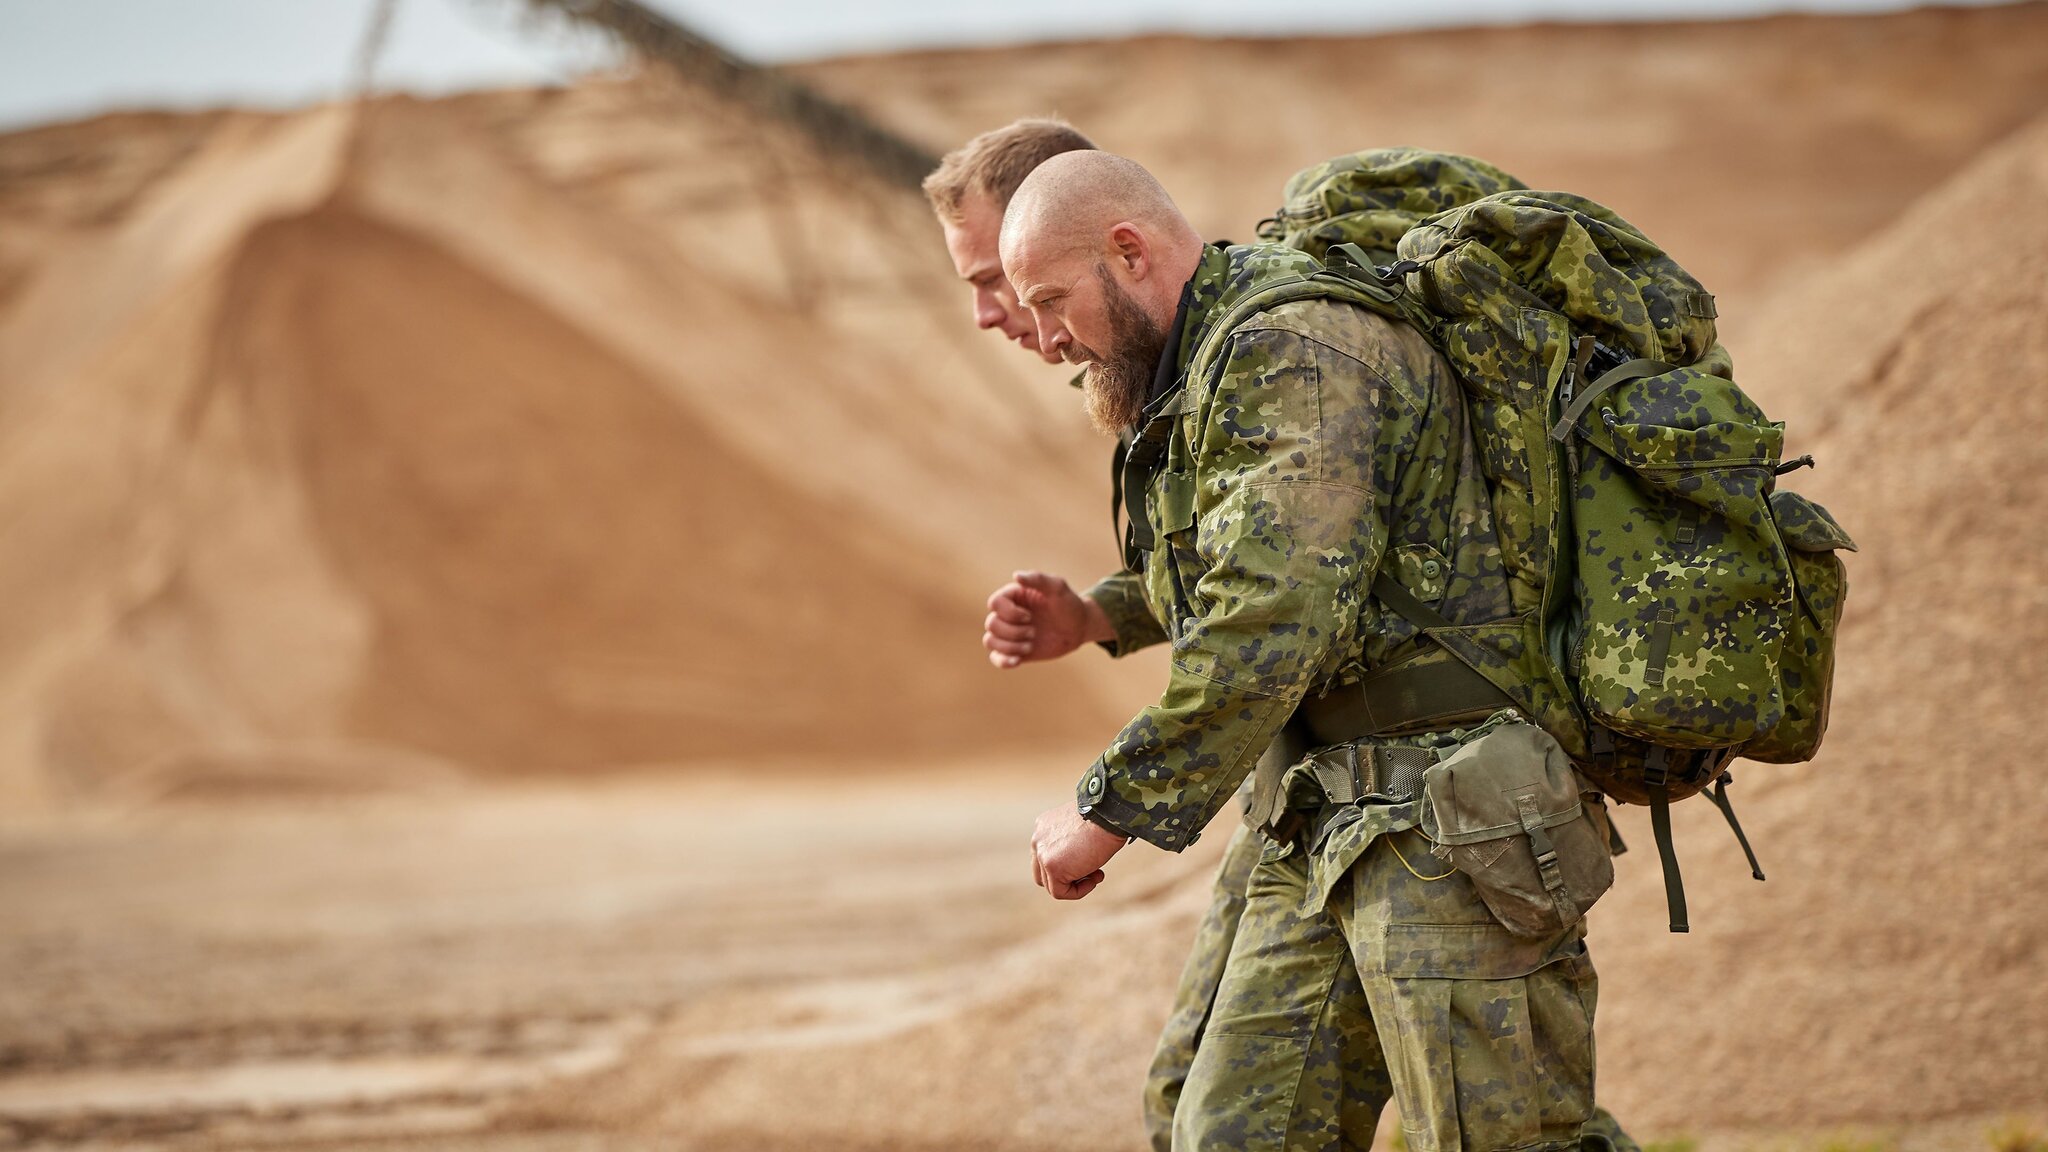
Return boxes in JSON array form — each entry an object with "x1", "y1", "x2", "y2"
[
  {"x1": 1177, "y1": 1032, "x2": 1310, "y2": 1152},
  {"x1": 1368, "y1": 923, "x2": 1595, "y2": 1152}
]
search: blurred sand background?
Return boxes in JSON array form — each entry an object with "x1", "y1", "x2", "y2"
[{"x1": 1, "y1": 3, "x2": 2046, "y2": 1149}]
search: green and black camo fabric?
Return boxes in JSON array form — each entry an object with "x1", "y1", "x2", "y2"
[
  {"x1": 1389, "y1": 192, "x2": 1852, "y2": 778},
  {"x1": 1075, "y1": 244, "x2": 1510, "y2": 852},
  {"x1": 1257, "y1": 148, "x2": 1529, "y2": 266},
  {"x1": 1743, "y1": 488, "x2": 1855, "y2": 763},
  {"x1": 1088, "y1": 566, "x2": 1169, "y2": 657},
  {"x1": 1175, "y1": 834, "x2": 1604, "y2": 1152},
  {"x1": 1172, "y1": 847, "x2": 1392, "y2": 1152},
  {"x1": 1565, "y1": 360, "x2": 1789, "y2": 749}
]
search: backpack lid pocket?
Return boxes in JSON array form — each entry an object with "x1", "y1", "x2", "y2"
[{"x1": 1589, "y1": 416, "x2": 1784, "y2": 473}]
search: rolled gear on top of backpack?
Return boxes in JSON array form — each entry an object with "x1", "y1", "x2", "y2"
[{"x1": 1257, "y1": 147, "x2": 1528, "y2": 265}]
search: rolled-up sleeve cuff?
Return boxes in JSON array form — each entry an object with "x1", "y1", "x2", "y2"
[
  {"x1": 1075, "y1": 760, "x2": 1201, "y2": 852},
  {"x1": 1083, "y1": 574, "x2": 1167, "y2": 658}
]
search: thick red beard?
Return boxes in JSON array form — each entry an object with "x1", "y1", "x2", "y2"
[{"x1": 1080, "y1": 265, "x2": 1167, "y2": 435}]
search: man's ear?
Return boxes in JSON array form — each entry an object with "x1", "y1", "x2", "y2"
[{"x1": 1109, "y1": 222, "x2": 1149, "y2": 279}]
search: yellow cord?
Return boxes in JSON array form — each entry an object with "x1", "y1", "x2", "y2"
[{"x1": 1388, "y1": 831, "x2": 1457, "y2": 881}]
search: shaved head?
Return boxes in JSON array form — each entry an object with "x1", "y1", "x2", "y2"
[
  {"x1": 1000, "y1": 151, "x2": 1186, "y2": 272},
  {"x1": 998, "y1": 152, "x2": 1205, "y2": 432}
]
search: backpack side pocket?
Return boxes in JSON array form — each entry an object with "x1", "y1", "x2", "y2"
[{"x1": 1742, "y1": 489, "x2": 1855, "y2": 763}]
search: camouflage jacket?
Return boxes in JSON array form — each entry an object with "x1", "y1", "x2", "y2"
[{"x1": 1077, "y1": 243, "x2": 1511, "y2": 852}]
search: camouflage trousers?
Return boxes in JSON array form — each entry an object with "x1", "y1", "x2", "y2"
[{"x1": 1150, "y1": 820, "x2": 1632, "y2": 1152}]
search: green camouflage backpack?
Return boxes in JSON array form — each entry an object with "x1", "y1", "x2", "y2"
[{"x1": 1257, "y1": 149, "x2": 1856, "y2": 930}]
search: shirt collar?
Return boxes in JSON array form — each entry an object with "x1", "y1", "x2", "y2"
[{"x1": 1144, "y1": 243, "x2": 1233, "y2": 413}]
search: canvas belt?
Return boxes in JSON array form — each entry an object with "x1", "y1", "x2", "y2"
[{"x1": 1296, "y1": 653, "x2": 1512, "y2": 746}]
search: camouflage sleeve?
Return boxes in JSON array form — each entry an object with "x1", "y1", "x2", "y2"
[
  {"x1": 1078, "y1": 323, "x2": 1412, "y2": 851},
  {"x1": 1084, "y1": 569, "x2": 1167, "y2": 656}
]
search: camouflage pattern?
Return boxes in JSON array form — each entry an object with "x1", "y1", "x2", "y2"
[
  {"x1": 1142, "y1": 823, "x2": 1264, "y2": 1151},
  {"x1": 1742, "y1": 489, "x2": 1855, "y2": 763},
  {"x1": 1371, "y1": 192, "x2": 1732, "y2": 764},
  {"x1": 1173, "y1": 846, "x2": 1390, "y2": 1152},
  {"x1": 1145, "y1": 822, "x2": 1648, "y2": 1152},
  {"x1": 1069, "y1": 237, "x2": 1651, "y2": 1151},
  {"x1": 1087, "y1": 567, "x2": 1170, "y2": 657},
  {"x1": 1565, "y1": 361, "x2": 1789, "y2": 750},
  {"x1": 1332, "y1": 824, "x2": 1602, "y2": 1152},
  {"x1": 1282, "y1": 185, "x2": 1857, "y2": 797},
  {"x1": 1257, "y1": 148, "x2": 1529, "y2": 266},
  {"x1": 1175, "y1": 821, "x2": 1607, "y2": 1152},
  {"x1": 1074, "y1": 242, "x2": 1511, "y2": 852}
]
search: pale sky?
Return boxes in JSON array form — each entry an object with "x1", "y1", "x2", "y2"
[{"x1": 0, "y1": 0, "x2": 2020, "y2": 131}]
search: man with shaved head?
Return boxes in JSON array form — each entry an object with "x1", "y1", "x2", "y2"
[{"x1": 1000, "y1": 150, "x2": 1612, "y2": 1152}]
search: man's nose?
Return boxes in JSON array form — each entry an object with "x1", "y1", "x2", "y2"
[
  {"x1": 973, "y1": 289, "x2": 1006, "y2": 331},
  {"x1": 1039, "y1": 324, "x2": 1070, "y2": 357}
]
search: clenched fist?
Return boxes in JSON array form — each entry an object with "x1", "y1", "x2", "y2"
[
  {"x1": 1031, "y1": 798, "x2": 1128, "y2": 900},
  {"x1": 983, "y1": 571, "x2": 1116, "y2": 669}
]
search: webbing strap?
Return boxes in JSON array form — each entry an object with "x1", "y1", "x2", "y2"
[
  {"x1": 1649, "y1": 786, "x2": 1687, "y2": 933},
  {"x1": 1371, "y1": 570, "x2": 1453, "y2": 630},
  {"x1": 1119, "y1": 414, "x2": 1176, "y2": 560},
  {"x1": 1644, "y1": 608, "x2": 1678, "y2": 688},
  {"x1": 1244, "y1": 719, "x2": 1313, "y2": 838},
  {"x1": 1254, "y1": 742, "x2": 1435, "y2": 844},
  {"x1": 1364, "y1": 746, "x2": 1437, "y2": 801},
  {"x1": 1520, "y1": 794, "x2": 1580, "y2": 929},
  {"x1": 1547, "y1": 356, "x2": 1673, "y2": 443},
  {"x1": 1110, "y1": 434, "x2": 1129, "y2": 565},
  {"x1": 1705, "y1": 772, "x2": 1767, "y2": 882},
  {"x1": 1562, "y1": 335, "x2": 1597, "y2": 406},
  {"x1": 1310, "y1": 745, "x2": 1361, "y2": 805},
  {"x1": 1301, "y1": 744, "x2": 1435, "y2": 809},
  {"x1": 1645, "y1": 746, "x2": 1689, "y2": 933}
]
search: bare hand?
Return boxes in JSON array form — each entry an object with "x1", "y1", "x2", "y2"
[
  {"x1": 983, "y1": 571, "x2": 1114, "y2": 669},
  {"x1": 1030, "y1": 799, "x2": 1128, "y2": 900}
]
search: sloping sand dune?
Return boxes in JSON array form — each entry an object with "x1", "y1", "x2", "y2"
[
  {"x1": 796, "y1": 3, "x2": 2048, "y2": 342},
  {"x1": 1584, "y1": 110, "x2": 2048, "y2": 1131},
  {"x1": 0, "y1": 100, "x2": 1124, "y2": 806}
]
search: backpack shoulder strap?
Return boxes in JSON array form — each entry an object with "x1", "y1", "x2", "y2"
[{"x1": 1185, "y1": 263, "x2": 1421, "y2": 385}]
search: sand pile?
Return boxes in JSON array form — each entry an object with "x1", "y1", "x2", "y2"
[
  {"x1": 514, "y1": 113, "x2": 2048, "y2": 1150},
  {"x1": 0, "y1": 99, "x2": 1125, "y2": 807}
]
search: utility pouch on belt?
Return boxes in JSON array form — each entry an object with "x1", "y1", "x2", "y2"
[{"x1": 1420, "y1": 720, "x2": 1614, "y2": 939}]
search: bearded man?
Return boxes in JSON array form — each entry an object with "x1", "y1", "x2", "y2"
[{"x1": 999, "y1": 149, "x2": 1618, "y2": 1152}]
